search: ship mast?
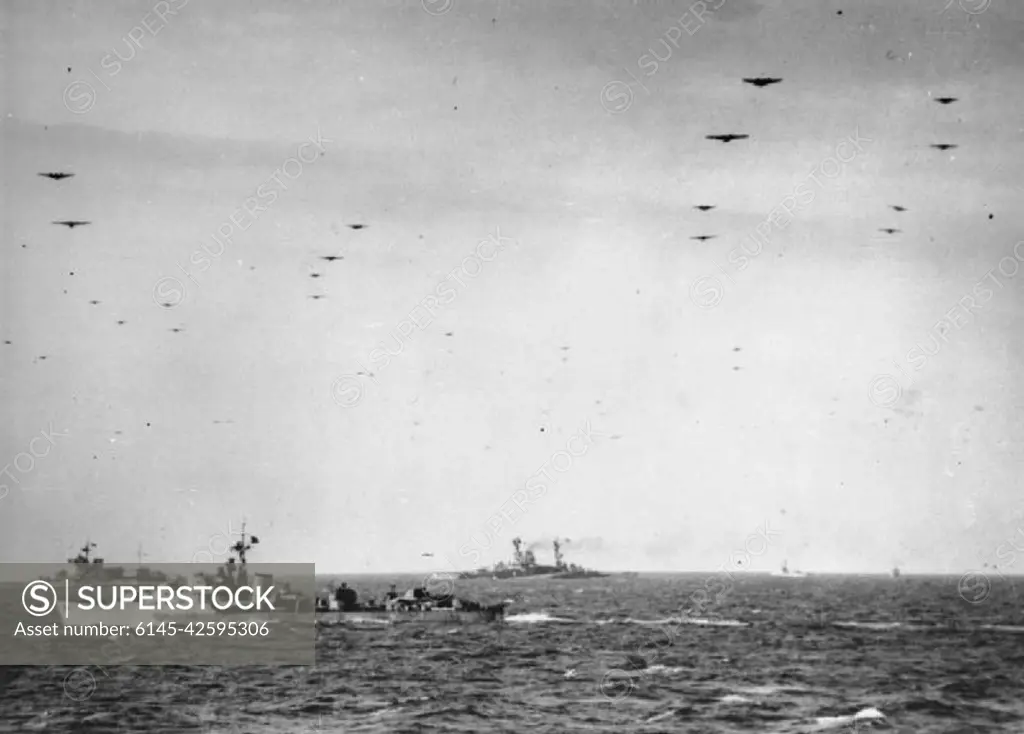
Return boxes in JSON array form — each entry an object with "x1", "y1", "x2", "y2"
[
  {"x1": 69, "y1": 540, "x2": 97, "y2": 564},
  {"x1": 553, "y1": 538, "x2": 565, "y2": 570},
  {"x1": 229, "y1": 520, "x2": 259, "y2": 566}
]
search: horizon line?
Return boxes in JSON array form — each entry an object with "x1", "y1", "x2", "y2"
[{"x1": 313, "y1": 569, "x2": 1023, "y2": 577}]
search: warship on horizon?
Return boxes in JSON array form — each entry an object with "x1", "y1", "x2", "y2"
[{"x1": 459, "y1": 537, "x2": 609, "y2": 580}]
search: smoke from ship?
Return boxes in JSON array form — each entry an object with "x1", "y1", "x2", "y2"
[{"x1": 526, "y1": 537, "x2": 606, "y2": 554}]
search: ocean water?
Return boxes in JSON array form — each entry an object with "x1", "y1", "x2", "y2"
[{"x1": 2, "y1": 573, "x2": 1022, "y2": 733}]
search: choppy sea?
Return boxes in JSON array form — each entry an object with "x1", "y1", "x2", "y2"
[{"x1": 1, "y1": 573, "x2": 1022, "y2": 733}]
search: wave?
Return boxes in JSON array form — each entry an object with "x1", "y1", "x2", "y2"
[
  {"x1": 832, "y1": 621, "x2": 904, "y2": 631},
  {"x1": 739, "y1": 684, "x2": 809, "y2": 696},
  {"x1": 833, "y1": 620, "x2": 1024, "y2": 634},
  {"x1": 719, "y1": 694, "x2": 753, "y2": 704},
  {"x1": 812, "y1": 706, "x2": 885, "y2": 729},
  {"x1": 644, "y1": 663, "x2": 686, "y2": 676},
  {"x1": 980, "y1": 624, "x2": 1024, "y2": 633},
  {"x1": 504, "y1": 612, "x2": 574, "y2": 624},
  {"x1": 608, "y1": 616, "x2": 1022, "y2": 633},
  {"x1": 325, "y1": 615, "x2": 391, "y2": 626},
  {"x1": 680, "y1": 616, "x2": 749, "y2": 627},
  {"x1": 319, "y1": 612, "x2": 1024, "y2": 635},
  {"x1": 609, "y1": 663, "x2": 687, "y2": 680},
  {"x1": 619, "y1": 616, "x2": 750, "y2": 627},
  {"x1": 642, "y1": 708, "x2": 681, "y2": 723}
]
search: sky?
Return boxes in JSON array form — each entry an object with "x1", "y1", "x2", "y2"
[{"x1": 1, "y1": 0, "x2": 1023, "y2": 575}]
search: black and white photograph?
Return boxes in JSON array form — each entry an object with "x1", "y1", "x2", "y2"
[{"x1": 1, "y1": 0, "x2": 1023, "y2": 731}]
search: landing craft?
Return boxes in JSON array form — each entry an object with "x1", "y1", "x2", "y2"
[
  {"x1": 706, "y1": 134, "x2": 749, "y2": 143},
  {"x1": 742, "y1": 77, "x2": 783, "y2": 87}
]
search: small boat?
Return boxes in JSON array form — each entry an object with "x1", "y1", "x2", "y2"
[{"x1": 891, "y1": 566, "x2": 901, "y2": 578}]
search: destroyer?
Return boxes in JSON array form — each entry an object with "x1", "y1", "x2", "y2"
[
  {"x1": 315, "y1": 579, "x2": 509, "y2": 625},
  {"x1": 50, "y1": 524, "x2": 313, "y2": 626}
]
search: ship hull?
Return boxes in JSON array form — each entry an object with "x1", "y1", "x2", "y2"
[
  {"x1": 56, "y1": 605, "x2": 282, "y2": 627},
  {"x1": 316, "y1": 609, "x2": 504, "y2": 626},
  {"x1": 458, "y1": 570, "x2": 609, "y2": 580}
]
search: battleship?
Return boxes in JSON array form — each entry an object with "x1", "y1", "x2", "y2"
[{"x1": 458, "y1": 537, "x2": 609, "y2": 580}]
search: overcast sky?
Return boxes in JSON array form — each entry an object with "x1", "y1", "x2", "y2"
[{"x1": 1, "y1": 0, "x2": 1022, "y2": 574}]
